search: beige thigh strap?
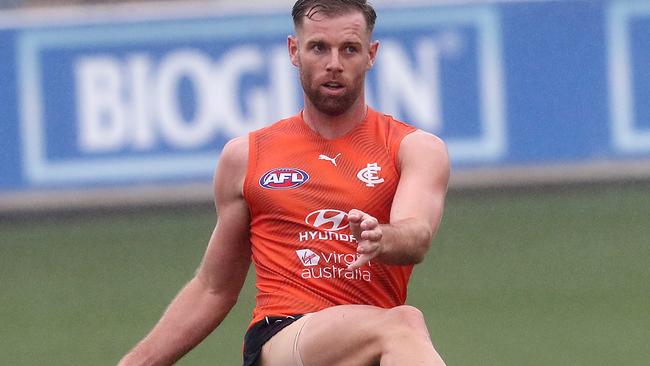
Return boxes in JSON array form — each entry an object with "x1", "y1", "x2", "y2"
[{"x1": 259, "y1": 314, "x2": 312, "y2": 366}]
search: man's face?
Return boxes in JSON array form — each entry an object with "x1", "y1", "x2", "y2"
[{"x1": 288, "y1": 10, "x2": 378, "y2": 116}]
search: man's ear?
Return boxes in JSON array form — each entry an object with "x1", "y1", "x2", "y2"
[
  {"x1": 288, "y1": 35, "x2": 300, "y2": 67},
  {"x1": 367, "y1": 40, "x2": 379, "y2": 70}
]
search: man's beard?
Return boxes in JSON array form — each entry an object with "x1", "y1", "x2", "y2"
[{"x1": 300, "y1": 72, "x2": 363, "y2": 116}]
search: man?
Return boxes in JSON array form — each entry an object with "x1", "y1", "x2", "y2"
[{"x1": 118, "y1": 0, "x2": 449, "y2": 365}]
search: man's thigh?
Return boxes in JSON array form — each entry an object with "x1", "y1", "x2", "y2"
[
  {"x1": 298, "y1": 305, "x2": 392, "y2": 366},
  {"x1": 261, "y1": 305, "x2": 395, "y2": 366}
]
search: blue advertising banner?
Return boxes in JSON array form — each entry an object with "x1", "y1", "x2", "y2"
[{"x1": 1, "y1": 0, "x2": 649, "y2": 201}]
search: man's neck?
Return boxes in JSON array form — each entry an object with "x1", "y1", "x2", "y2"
[{"x1": 302, "y1": 101, "x2": 368, "y2": 140}]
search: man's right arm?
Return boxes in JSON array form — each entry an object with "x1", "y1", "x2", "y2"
[{"x1": 118, "y1": 136, "x2": 251, "y2": 366}]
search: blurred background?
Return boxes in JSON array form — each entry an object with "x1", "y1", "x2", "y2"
[{"x1": 1, "y1": 0, "x2": 649, "y2": 365}]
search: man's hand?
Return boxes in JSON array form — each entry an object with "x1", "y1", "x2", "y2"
[{"x1": 347, "y1": 209, "x2": 383, "y2": 271}]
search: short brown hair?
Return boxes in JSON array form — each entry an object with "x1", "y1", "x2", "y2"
[{"x1": 292, "y1": 0, "x2": 377, "y2": 34}]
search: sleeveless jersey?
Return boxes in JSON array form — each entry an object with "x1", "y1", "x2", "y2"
[{"x1": 243, "y1": 107, "x2": 417, "y2": 326}]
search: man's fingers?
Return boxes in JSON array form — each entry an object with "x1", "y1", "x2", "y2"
[
  {"x1": 360, "y1": 229, "x2": 382, "y2": 241},
  {"x1": 347, "y1": 253, "x2": 373, "y2": 271},
  {"x1": 360, "y1": 217, "x2": 378, "y2": 230},
  {"x1": 356, "y1": 241, "x2": 378, "y2": 254},
  {"x1": 347, "y1": 209, "x2": 381, "y2": 271},
  {"x1": 348, "y1": 209, "x2": 364, "y2": 222},
  {"x1": 348, "y1": 210, "x2": 365, "y2": 238}
]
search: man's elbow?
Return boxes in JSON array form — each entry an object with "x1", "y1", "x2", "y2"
[
  {"x1": 195, "y1": 274, "x2": 240, "y2": 310},
  {"x1": 412, "y1": 227, "x2": 434, "y2": 264},
  {"x1": 412, "y1": 242, "x2": 430, "y2": 264}
]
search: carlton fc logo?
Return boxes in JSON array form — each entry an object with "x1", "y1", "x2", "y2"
[
  {"x1": 357, "y1": 163, "x2": 384, "y2": 187},
  {"x1": 259, "y1": 168, "x2": 310, "y2": 189}
]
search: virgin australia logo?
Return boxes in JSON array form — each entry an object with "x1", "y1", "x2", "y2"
[{"x1": 296, "y1": 249, "x2": 320, "y2": 266}]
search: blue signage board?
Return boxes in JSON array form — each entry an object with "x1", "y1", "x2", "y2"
[{"x1": 1, "y1": 0, "x2": 649, "y2": 197}]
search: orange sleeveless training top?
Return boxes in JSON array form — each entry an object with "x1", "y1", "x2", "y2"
[{"x1": 243, "y1": 107, "x2": 417, "y2": 326}]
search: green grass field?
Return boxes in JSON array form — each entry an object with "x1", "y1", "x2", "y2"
[{"x1": 2, "y1": 184, "x2": 649, "y2": 365}]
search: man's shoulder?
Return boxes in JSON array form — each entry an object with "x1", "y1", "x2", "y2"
[
  {"x1": 222, "y1": 114, "x2": 300, "y2": 163},
  {"x1": 398, "y1": 130, "x2": 449, "y2": 169},
  {"x1": 373, "y1": 110, "x2": 419, "y2": 146},
  {"x1": 374, "y1": 109, "x2": 417, "y2": 130},
  {"x1": 251, "y1": 115, "x2": 299, "y2": 136},
  {"x1": 402, "y1": 129, "x2": 446, "y2": 149},
  {"x1": 220, "y1": 135, "x2": 249, "y2": 167}
]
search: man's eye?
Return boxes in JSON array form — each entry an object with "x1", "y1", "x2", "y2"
[{"x1": 345, "y1": 46, "x2": 358, "y2": 53}]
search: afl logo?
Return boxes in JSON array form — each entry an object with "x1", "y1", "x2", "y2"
[{"x1": 259, "y1": 168, "x2": 310, "y2": 189}]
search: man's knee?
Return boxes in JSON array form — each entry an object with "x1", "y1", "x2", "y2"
[
  {"x1": 382, "y1": 305, "x2": 432, "y2": 341},
  {"x1": 386, "y1": 305, "x2": 426, "y2": 327}
]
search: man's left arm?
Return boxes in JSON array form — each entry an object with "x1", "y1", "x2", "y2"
[{"x1": 348, "y1": 130, "x2": 450, "y2": 270}]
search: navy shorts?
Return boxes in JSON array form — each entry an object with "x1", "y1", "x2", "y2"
[{"x1": 242, "y1": 315, "x2": 304, "y2": 366}]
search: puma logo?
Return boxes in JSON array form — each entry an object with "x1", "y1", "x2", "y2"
[{"x1": 318, "y1": 153, "x2": 341, "y2": 166}]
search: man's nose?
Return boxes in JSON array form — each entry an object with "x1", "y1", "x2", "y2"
[{"x1": 326, "y1": 50, "x2": 343, "y2": 72}]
